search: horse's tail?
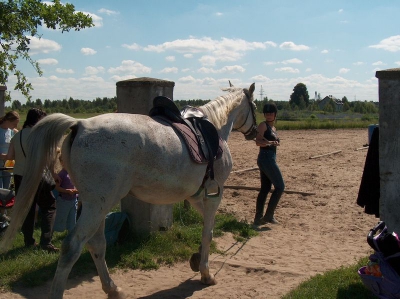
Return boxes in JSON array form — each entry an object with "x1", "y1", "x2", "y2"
[{"x1": 0, "y1": 113, "x2": 78, "y2": 253}]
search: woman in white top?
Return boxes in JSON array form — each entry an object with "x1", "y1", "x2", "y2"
[
  {"x1": 0, "y1": 111, "x2": 19, "y2": 189},
  {"x1": 0, "y1": 111, "x2": 19, "y2": 223}
]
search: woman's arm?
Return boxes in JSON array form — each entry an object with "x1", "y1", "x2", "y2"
[
  {"x1": 1, "y1": 142, "x2": 16, "y2": 161},
  {"x1": 255, "y1": 122, "x2": 269, "y2": 147}
]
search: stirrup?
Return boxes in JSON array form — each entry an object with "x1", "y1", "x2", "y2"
[{"x1": 204, "y1": 179, "x2": 221, "y2": 199}]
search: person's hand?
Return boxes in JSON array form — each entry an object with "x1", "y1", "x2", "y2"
[
  {"x1": 65, "y1": 189, "x2": 77, "y2": 195},
  {"x1": 262, "y1": 139, "x2": 279, "y2": 147}
]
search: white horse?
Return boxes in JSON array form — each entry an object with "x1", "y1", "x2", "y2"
[{"x1": 0, "y1": 83, "x2": 257, "y2": 298}]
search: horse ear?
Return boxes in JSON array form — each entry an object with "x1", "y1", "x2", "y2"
[{"x1": 249, "y1": 83, "x2": 255, "y2": 97}]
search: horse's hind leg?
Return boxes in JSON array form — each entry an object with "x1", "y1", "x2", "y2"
[
  {"x1": 49, "y1": 203, "x2": 113, "y2": 299},
  {"x1": 50, "y1": 225, "x2": 89, "y2": 298},
  {"x1": 86, "y1": 219, "x2": 121, "y2": 296}
]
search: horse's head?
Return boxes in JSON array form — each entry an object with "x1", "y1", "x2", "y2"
[{"x1": 233, "y1": 83, "x2": 258, "y2": 140}]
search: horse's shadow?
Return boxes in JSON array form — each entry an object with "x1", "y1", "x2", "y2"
[{"x1": 137, "y1": 278, "x2": 210, "y2": 299}]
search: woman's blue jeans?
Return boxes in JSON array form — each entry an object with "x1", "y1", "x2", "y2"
[{"x1": 255, "y1": 149, "x2": 285, "y2": 220}]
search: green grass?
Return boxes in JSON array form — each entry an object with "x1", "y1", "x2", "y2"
[
  {"x1": 256, "y1": 113, "x2": 378, "y2": 130},
  {"x1": 0, "y1": 202, "x2": 257, "y2": 291},
  {"x1": 283, "y1": 257, "x2": 377, "y2": 299},
  {"x1": 276, "y1": 119, "x2": 378, "y2": 130}
]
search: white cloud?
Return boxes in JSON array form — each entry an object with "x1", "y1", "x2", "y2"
[
  {"x1": 338, "y1": 9, "x2": 344, "y2": 13},
  {"x1": 28, "y1": 36, "x2": 61, "y2": 55},
  {"x1": 372, "y1": 61, "x2": 386, "y2": 66},
  {"x1": 353, "y1": 61, "x2": 364, "y2": 66},
  {"x1": 282, "y1": 58, "x2": 302, "y2": 64},
  {"x1": 110, "y1": 74, "x2": 137, "y2": 82},
  {"x1": 108, "y1": 60, "x2": 151, "y2": 74},
  {"x1": 122, "y1": 43, "x2": 141, "y2": 50},
  {"x1": 56, "y1": 68, "x2": 74, "y2": 74},
  {"x1": 182, "y1": 68, "x2": 190, "y2": 72},
  {"x1": 305, "y1": 68, "x2": 312, "y2": 72},
  {"x1": 321, "y1": 49, "x2": 329, "y2": 54},
  {"x1": 81, "y1": 48, "x2": 97, "y2": 55},
  {"x1": 395, "y1": 61, "x2": 400, "y2": 66},
  {"x1": 166, "y1": 56, "x2": 175, "y2": 62},
  {"x1": 178, "y1": 76, "x2": 196, "y2": 84},
  {"x1": 200, "y1": 77, "x2": 218, "y2": 85},
  {"x1": 251, "y1": 75, "x2": 270, "y2": 81},
  {"x1": 339, "y1": 68, "x2": 350, "y2": 74},
  {"x1": 81, "y1": 75, "x2": 105, "y2": 82},
  {"x1": 98, "y1": 8, "x2": 119, "y2": 15},
  {"x1": 37, "y1": 58, "x2": 58, "y2": 65},
  {"x1": 369, "y1": 35, "x2": 400, "y2": 52},
  {"x1": 216, "y1": 12, "x2": 223, "y2": 16},
  {"x1": 198, "y1": 65, "x2": 245, "y2": 74},
  {"x1": 199, "y1": 55, "x2": 217, "y2": 66},
  {"x1": 160, "y1": 67, "x2": 178, "y2": 74},
  {"x1": 84, "y1": 66, "x2": 105, "y2": 75},
  {"x1": 264, "y1": 61, "x2": 277, "y2": 66},
  {"x1": 184, "y1": 54, "x2": 193, "y2": 58},
  {"x1": 143, "y1": 37, "x2": 276, "y2": 63},
  {"x1": 275, "y1": 67, "x2": 300, "y2": 73},
  {"x1": 279, "y1": 41, "x2": 310, "y2": 51}
]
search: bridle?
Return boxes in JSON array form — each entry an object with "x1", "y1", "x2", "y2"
[{"x1": 233, "y1": 93, "x2": 258, "y2": 139}]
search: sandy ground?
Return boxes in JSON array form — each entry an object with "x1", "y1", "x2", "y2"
[{"x1": 2, "y1": 129, "x2": 378, "y2": 299}]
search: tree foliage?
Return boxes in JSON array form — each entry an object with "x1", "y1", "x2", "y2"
[
  {"x1": 0, "y1": 0, "x2": 94, "y2": 100},
  {"x1": 289, "y1": 83, "x2": 310, "y2": 108},
  {"x1": 12, "y1": 96, "x2": 117, "y2": 114},
  {"x1": 7, "y1": 96, "x2": 378, "y2": 117}
]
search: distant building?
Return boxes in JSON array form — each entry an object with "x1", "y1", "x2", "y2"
[{"x1": 317, "y1": 95, "x2": 344, "y2": 111}]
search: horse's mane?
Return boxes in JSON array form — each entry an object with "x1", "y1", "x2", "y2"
[{"x1": 201, "y1": 87, "x2": 244, "y2": 129}]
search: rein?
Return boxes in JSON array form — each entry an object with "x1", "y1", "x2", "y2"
[{"x1": 233, "y1": 94, "x2": 257, "y2": 137}]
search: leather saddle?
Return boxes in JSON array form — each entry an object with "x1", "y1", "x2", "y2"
[{"x1": 149, "y1": 96, "x2": 222, "y2": 181}]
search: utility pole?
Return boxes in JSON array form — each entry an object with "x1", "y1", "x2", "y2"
[{"x1": 259, "y1": 85, "x2": 264, "y2": 101}]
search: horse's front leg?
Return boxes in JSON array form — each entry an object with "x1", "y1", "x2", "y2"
[{"x1": 191, "y1": 195, "x2": 221, "y2": 285}]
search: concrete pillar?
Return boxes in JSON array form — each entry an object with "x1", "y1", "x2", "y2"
[
  {"x1": 375, "y1": 68, "x2": 400, "y2": 233},
  {"x1": 0, "y1": 86, "x2": 6, "y2": 117},
  {"x1": 116, "y1": 77, "x2": 175, "y2": 235}
]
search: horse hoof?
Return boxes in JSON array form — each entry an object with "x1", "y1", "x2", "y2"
[
  {"x1": 189, "y1": 252, "x2": 201, "y2": 272},
  {"x1": 201, "y1": 274, "x2": 217, "y2": 285},
  {"x1": 107, "y1": 287, "x2": 126, "y2": 299}
]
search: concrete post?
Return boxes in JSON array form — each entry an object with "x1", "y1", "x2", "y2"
[
  {"x1": 0, "y1": 86, "x2": 7, "y2": 117},
  {"x1": 375, "y1": 68, "x2": 400, "y2": 233},
  {"x1": 116, "y1": 77, "x2": 175, "y2": 235}
]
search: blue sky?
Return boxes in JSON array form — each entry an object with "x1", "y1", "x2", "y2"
[{"x1": 7, "y1": 0, "x2": 400, "y2": 104}]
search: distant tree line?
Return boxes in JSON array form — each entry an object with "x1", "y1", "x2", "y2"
[
  {"x1": 8, "y1": 86, "x2": 378, "y2": 115},
  {"x1": 10, "y1": 97, "x2": 118, "y2": 114}
]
